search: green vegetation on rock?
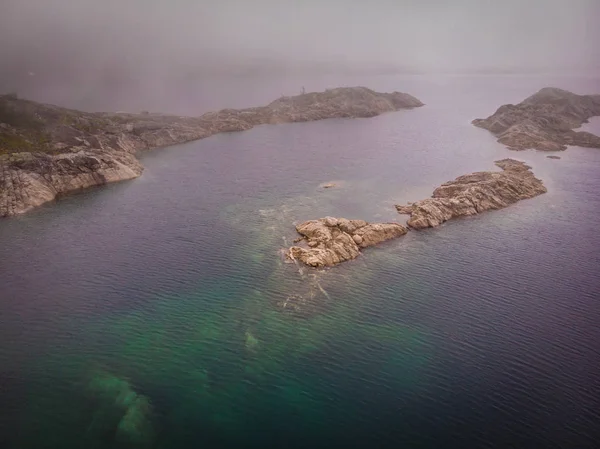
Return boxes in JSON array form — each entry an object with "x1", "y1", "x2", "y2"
[{"x1": 0, "y1": 132, "x2": 33, "y2": 153}]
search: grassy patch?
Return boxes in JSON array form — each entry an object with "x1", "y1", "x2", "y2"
[
  {"x1": 0, "y1": 133, "x2": 33, "y2": 154},
  {"x1": 0, "y1": 131, "x2": 55, "y2": 155},
  {"x1": 66, "y1": 116, "x2": 112, "y2": 134},
  {"x1": 72, "y1": 122, "x2": 98, "y2": 133},
  {"x1": 59, "y1": 114, "x2": 75, "y2": 126}
]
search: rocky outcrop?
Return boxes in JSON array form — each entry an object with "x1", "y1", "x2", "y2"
[
  {"x1": 472, "y1": 87, "x2": 600, "y2": 151},
  {"x1": 0, "y1": 151, "x2": 142, "y2": 216},
  {"x1": 0, "y1": 87, "x2": 423, "y2": 217},
  {"x1": 395, "y1": 159, "x2": 546, "y2": 229},
  {"x1": 288, "y1": 217, "x2": 408, "y2": 267},
  {"x1": 262, "y1": 87, "x2": 423, "y2": 122}
]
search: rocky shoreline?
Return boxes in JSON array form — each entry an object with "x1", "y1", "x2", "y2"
[
  {"x1": 472, "y1": 87, "x2": 600, "y2": 151},
  {"x1": 395, "y1": 159, "x2": 546, "y2": 229},
  {"x1": 0, "y1": 87, "x2": 423, "y2": 217},
  {"x1": 289, "y1": 159, "x2": 546, "y2": 268},
  {"x1": 288, "y1": 218, "x2": 408, "y2": 268}
]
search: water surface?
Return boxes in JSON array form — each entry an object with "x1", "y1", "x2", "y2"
[{"x1": 1, "y1": 74, "x2": 600, "y2": 448}]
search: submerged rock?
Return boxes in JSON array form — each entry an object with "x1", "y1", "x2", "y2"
[
  {"x1": 271, "y1": 272, "x2": 335, "y2": 317},
  {"x1": 395, "y1": 159, "x2": 547, "y2": 229},
  {"x1": 245, "y1": 331, "x2": 260, "y2": 352},
  {"x1": 86, "y1": 372, "x2": 154, "y2": 448},
  {"x1": 472, "y1": 87, "x2": 600, "y2": 151},
  {"x1": 547, "y1": 155, "x2": 561, "y2": 159},
  {"x1": 0, "y1": 87, "x2": 423, "y2": 217},
  {"x1": 276, "y1": 293, "x2": 311, "y2": 315},
  {"x1": 288, "y1": 217, "x2": 407, "y2": 267},
  {"x1": 116, "y1": 396, "x2": 153, "y2": 447}
]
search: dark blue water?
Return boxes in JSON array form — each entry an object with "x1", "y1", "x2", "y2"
[{"x1": 1, "y1": 74, "x2": 600, "y2": 448}]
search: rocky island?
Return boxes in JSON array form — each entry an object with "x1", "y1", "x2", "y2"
[
  {"x1": 472, "y1": 87, "x2": 600, "y2": 151},
  {"x1": 288, "y1": 218, "x2": 408, "y2": 268},
  {"x1": 396, "y1": 159, "x2": 546, "y2": 229},
  {"x1": 289, "y1": 159, "x2": 545, "y2": 269},
  {"x1": 0, "y1": 87, "x2": 423, "y2": 217}
]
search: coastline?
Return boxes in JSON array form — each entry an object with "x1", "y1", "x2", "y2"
[
  {"x1": 286, "y1": 159, "x2": 547, "y2": 269},
  {"x1": 472, "y1": 87, "x2": 600, "y2": 151},
  {"x1": 0, "y1": 87, "x2": 423, "y2": 217}
]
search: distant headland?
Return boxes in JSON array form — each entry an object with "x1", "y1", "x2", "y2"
[{"x1": 0, "y1": 87, "x2": 423, "y2": 217}]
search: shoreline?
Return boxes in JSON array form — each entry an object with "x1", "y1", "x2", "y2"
[
  {"x1": 0, "y1": 87, "x2": 423, "y2": 217},
  {"x1": 287, "y1": 159, "x2": 546, "y2": 268},
  {"x1": 472, "y1": 87, "x2": 600, "y2": 151}
]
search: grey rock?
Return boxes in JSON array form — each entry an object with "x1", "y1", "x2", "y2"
[
  {"x1": 395, "y1": 159, "x2": 547, "y2": 229},
  {"x1": 472, "y1": 87, "x2": 600, "y2": 152},
  {"x1": 288, "y1": 217, "x2": 407, "y2": 267}
]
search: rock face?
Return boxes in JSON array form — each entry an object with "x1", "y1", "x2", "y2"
[
  {"x1": 0, "y1": 151, "x2": 143, "y2": 216},
  {"x1": 472, "y1": 87, "x2": 600, "y2": 151},
  {"x1": 395, "y1": 159, "x2": 547, "y2": 229},
  {"x1": 288, "y1": 217, "x2": 408, "y2": 267},
  {"x1": 0, "y1": 87, "x2": 423, "y2": 217}
]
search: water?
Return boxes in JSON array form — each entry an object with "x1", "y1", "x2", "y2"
[{"x1": 1, "y1": 74, "x2": 600, "y2": 448}]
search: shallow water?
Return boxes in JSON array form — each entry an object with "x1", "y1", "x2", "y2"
[{"x1": 1, "y1": 74, "x2": 600, "y2": 448}]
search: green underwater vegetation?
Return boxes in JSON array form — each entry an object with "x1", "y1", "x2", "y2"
[{"x1": 14, "y1": 190, "x2": 431, "y2": 448}]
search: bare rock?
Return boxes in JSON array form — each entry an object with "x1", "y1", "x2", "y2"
[
  {"x1": 353, "y1": 223, "x2": 408, "y2": 248},
  {"x1": 395, "y1": 205, "x2": 413, "y2": 215},
  {"x1": 336, "y1": 218, "x2": 368, "y2": 234},
  {"x1": 0, "y1": 150, "x2": 142, "y2": 217},
  {"x1": 395, "y1": 159, "x2": 546, "y2": 229},
  {"x1": 472, "y1": 87, "x2": 600, "y2": 151},
  {"x1": 323, "y1": 216, "x2": 338, "y2": 227},
  {"x1": 288, "y1": 217, "x2": 407, "y2": 268}
]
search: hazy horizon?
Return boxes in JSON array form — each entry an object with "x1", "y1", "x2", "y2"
[{"x1": 1, "y1": 0, "x2": 599, "y2": 108}]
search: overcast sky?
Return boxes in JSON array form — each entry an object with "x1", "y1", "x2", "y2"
[
  {"x1": 1, "y1": 0, "x2": 599, "y2": 109},
  {"x1": 1, "y1": 0, "x2": 599, "y2": 74}
]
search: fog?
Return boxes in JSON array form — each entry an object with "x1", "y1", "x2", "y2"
[{"x1": 1, "y1": 0, "x2": 599, "y2": 111}]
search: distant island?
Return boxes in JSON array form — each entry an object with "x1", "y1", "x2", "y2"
[
  {"x1": 0, "y1": 87, "x2": 423, "y2": 217},
  {"x1": 289, "y1": 159, "x2": 546, "y2": 268},
  {"x1": 473, "y1": 87, "x2": 600, "y2": 151}
]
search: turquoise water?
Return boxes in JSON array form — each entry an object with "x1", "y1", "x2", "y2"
[{"x1": 1, "y1": 75, "x2": 600, "y2": 448}]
